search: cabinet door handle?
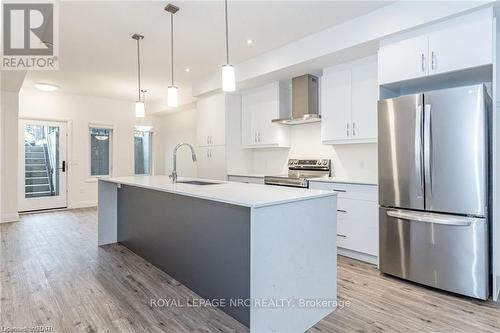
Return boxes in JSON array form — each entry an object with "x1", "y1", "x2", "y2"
[
  {"x1": 333, "y1": 189, "x2": 346, "y2": 193},
  {"x1": 258, "y1": 132, "x2": 261, "y2": 143},
  {"x1": 346, "y1": 123, "x2": 350, "y2": 137},
  {"x1": 207, "y1": 136, "x2": 209, "y2": 144},
  {"x1": 421, "y1": 53, "x2": 426, "y2": 73},
  {"x1": 431, "y1": 51, "x2": 435, "y2": 71},
  {"x1": 352, "y1": 122, "x2": 356, "y2": 136},
  {"x1": 337, "y1": 234, "x2": 347, "y2": 238},
  {"x1": 337, "y1": 209, "x2": 347, "y2": 213},
  {"x1": 207, "y1": 149, "x2": 209, "y2": 158},
  {"x1": 255, "y1": 132, "x2": 257, "y2": 143}
]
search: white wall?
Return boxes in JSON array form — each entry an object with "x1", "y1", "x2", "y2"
[
  {"x1": 249, "y1": 122, "x2": 377, "y2": 181},
  {"x1": 1, "y1": 90, "x2": 20, "y2": 222},
  {"x1": 19, "y1": 87, "x2": 162, "y2": 208},
  {"x1": 160, "y1": 108, "x2": 198, "y2": 178}
]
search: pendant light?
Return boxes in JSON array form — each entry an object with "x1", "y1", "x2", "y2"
[
  {"x1": 132, "y1": 33, "x2": 145, "y2": 117},
  {"x1": 165, "y1": 4, "x2": 179, "y2": 107},
  {"x1": 221, "y1": 0, "x2": 235, "y2": 92}
]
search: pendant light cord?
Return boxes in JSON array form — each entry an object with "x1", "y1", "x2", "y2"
[
  {"x1": 225, "y1": 0, "x2": 229, "y2": 65},
  {"x1": 137, "y1": 38, "x2": 141, "y2": 101},
  {"x1": 171, "y1": 12, "x2": 174, "y2": 87}
]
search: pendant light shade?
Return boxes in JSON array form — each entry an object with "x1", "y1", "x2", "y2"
[
  {"x1": 221, "y1": 0, "x2": 235, "y2": 92},
  {"x1": 167, "y1": 86, "x2": 178, "y2": 107},
  {"x1": 132, "y1": 33, "x2": 145, "y2": 117},
  {"x1": 221, "y1": 64, "x2": 235, "y2": 92},
  {"x1": 165, "y1": 4, "x2": 180, "y2": 107},
  {"x1": 135, "y1": 101, "x2": 145, "y2": 118}
]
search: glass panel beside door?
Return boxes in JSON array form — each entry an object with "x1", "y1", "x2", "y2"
[{"x1": 18, "y1": 119, "x2": 68, "y2": 212}]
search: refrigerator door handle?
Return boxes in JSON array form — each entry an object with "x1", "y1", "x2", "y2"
[
  {"x1": 386, "y1": 210, "x2": 473, "y2": 226},
  {"x1": 415, "y1": 105, "x2": 424, "y2": 198},
  {"x1": 423, "y1": 103, "x2": 432, "y2": 205}
]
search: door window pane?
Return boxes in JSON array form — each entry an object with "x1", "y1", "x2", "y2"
[
  {"x1": 24, "y1": 125, "x2": 60, "y2": 198},
  {"x1": 134, "y1": 131, "x2": 152, "y2": 175},
  {"x1": 90, "y1": 127, "x2": 111, "y2": 176}
]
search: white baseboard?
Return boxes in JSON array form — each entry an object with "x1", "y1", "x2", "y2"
[
  {"x1": 70, "y1": 200, "x2": 97, "y2": 209},
  {"x1": 2, "y1": 213, "x2": 19, "y2": 223},
  {"x1": 338, "y1": 247, "x2": 378, "y2": 266}
]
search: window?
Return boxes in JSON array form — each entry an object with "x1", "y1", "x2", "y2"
[
  {"x1": 89, "y1": 127, "x2": 112, "y2": 177},
  {"x1": 134, "y1": 130, "x2": 152, "y2": 175}
]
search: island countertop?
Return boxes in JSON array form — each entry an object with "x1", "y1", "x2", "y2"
[{"x1": 99, "y1": 175, "x2": 336, "y2": 208}]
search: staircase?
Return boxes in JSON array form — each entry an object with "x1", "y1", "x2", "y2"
[{"x1": 25, "y1": 145, "x2": 52, "y2": 198}]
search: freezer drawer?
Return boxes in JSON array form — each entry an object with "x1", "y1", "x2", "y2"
[{"x1": 379, "y1": 207, "x2": 489, "y2": 299}]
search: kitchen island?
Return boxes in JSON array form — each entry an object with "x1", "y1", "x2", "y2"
[{"x1": 98, "y1": 176, "x2": 337, "y2": 333}]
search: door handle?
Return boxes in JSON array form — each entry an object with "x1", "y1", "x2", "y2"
[
  {"x1": 61, "y1": 161, "x2": 66, "y2": 172},
  {"x1": 337, "y1": 209, "x2": 347, "y2": 213},
  {"x1": 424, "y1": 104, "x2": 432, "y2": 204},
  {"x1": 337, "y1": 234, "x2": 347, "y2": 238},
  {"x1": 415, "y1": 105, "x2": 424, "y2": 198},
  {"x1": 386, "y1": 210, "x2": 472, "y2": 226},
  {"x1": 421, "y1": 53, "x2": 426, "y2": 74}
]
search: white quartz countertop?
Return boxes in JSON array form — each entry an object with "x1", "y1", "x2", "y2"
[
  {"x1": 227, "y1": 173, "x2": 266, "y2": 178},
  {"x1": 308, "y1": 177, "x2": 378, "y2": 186},
  {"x1": 100, "y1": 176, "x2": 336, "y2": 208}
]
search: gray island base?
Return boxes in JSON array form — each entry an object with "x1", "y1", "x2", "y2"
[{"x1": 98, "y1": 176, "x2": 337, "y2": 333}]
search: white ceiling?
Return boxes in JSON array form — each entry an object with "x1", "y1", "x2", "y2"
[{"x1": 24, "y1": 1, "x2": 391, "y2": 108}]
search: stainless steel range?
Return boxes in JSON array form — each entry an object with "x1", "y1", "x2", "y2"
[{"x1": 264, "y1": 159, "x2": 331, "y2": 188}]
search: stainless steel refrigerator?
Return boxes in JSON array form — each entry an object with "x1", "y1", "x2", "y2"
[{"x1": 378, "y1": 84, "x2": 491, "y2": 300}]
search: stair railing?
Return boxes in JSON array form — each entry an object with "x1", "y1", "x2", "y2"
[{"x1": 43, "y1": 127, "x2": 57, "y2": 196}]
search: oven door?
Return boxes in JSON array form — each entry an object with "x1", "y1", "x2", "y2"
[{"x1": 264, "y1": 176, "x2": 308, "y2": 188}]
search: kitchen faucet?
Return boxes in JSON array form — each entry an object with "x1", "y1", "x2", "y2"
[{"x1": 169, "y1": 143, "x2": 197, "y2": 183}]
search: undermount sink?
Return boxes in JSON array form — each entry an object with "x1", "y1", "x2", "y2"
[{"x1": 176, "y1": 180, "x2": 221, "y2": 185}]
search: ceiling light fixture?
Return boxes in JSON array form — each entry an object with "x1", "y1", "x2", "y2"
[
  {"x1": 246, "y1": 39, "x2": 254, "y2": 45},
  {"x1": 221, "y1": 0, "x2": 235, "y2": 92},
  {"x1": 132, "y1": 33, "x2": 145, "y2": 118},
  {"x1": 185, "y1": 67, "x2": 191, "y2": 73},
  {"x1": 165, "y1": 3, "x2": 180, "y2": 108},
  {"x1": 34, "y1": 83, "x2": 59, "y2": 92}
]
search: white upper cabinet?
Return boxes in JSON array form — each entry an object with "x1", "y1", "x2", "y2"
[
  {"x1": 197, "y1": 93, "x2": 226, "y2": 147},
  {"x1": 378, "y1": 12, "x2": 493, "y2": 85},
  {"x1": 428, "y1": 18, "x2": 492, "y2": 76},
  {"x1": 241, "y1": 82, "x2": 291, "y2": 148},
  {"x1": 351, "y1": 60, "x2": 378, "y2": 141},
  {"x1": 378, "y1": 35, "x2": 429, "y2": 85},
  {"x1": 321, "y1": 56, "x2": 378, "y2": 144},
  {"x1": 321, "y1": 69, "x2": 351, "y2": 143}
]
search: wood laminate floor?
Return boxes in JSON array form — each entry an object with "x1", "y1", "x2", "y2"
[{"x1": 1, "y1": 208, "x2": 499, "y2": 333}]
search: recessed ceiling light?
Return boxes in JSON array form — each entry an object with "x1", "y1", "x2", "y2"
[
  {"x1": 34, "y1": 83, "x2": 59, "y2": 92},
  {"x1": 185, "y1": 67, "x2": 191, "y2": 73},
  {"x1": 246, "y1": 39, "x2": 254, "y2": 45}
]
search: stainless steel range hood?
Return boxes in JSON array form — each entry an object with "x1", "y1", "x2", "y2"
[{"x1": 272, "y1": 74, "x2": 320, "y2": 125}]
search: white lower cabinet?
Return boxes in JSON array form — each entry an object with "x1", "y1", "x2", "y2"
[
  {"x1": 227, "y1": 175, "x2": 265, "y2": 185},
  {"x1": 197, "y1": 146, "x2": 227, "y2": 181},
  {"x1": 309, "y1": 181, "x2": 378, "y2": 264}
]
